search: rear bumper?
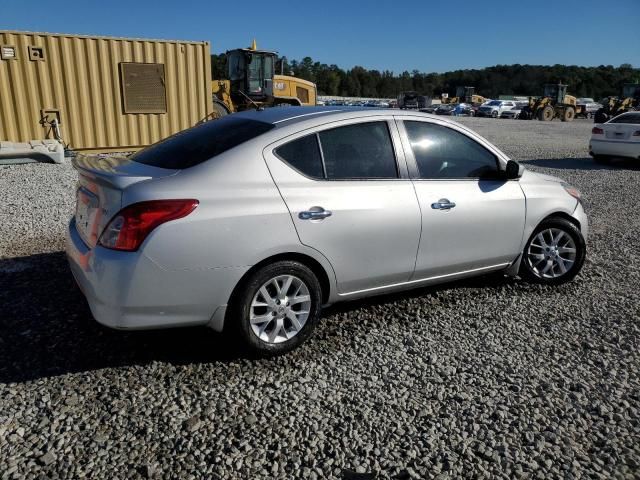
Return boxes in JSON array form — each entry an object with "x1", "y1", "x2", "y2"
[
  {"x1": 589, "y1": 139, "x2": 640, "y2": 159},
  {"x1": 65, "y1": 217, "x2": 247, "y2": 331}
]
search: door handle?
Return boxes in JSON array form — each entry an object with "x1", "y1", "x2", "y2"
[
  {"x1": 299, "y1": 207, "x2": 332, "y2": 220},
  {"x1": 431, "y1": 198, "x2": 456, "y2": 210}
]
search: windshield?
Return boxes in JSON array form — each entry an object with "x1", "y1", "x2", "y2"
[
  {"x1": 487, "y1": 101, "x2": 501, "y2": 106},
  {"x1": 131, "y1": 117, "x2": 275, "y2": 169},
  {"x1": 609, "y1": 113, "x2": 640, "y2": 124}
]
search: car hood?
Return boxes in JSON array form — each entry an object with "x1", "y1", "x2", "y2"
[{"x1": 520, "y1": 169, "x2": 564, "y2": 185}]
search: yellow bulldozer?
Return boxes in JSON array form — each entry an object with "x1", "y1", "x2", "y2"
[
  {"x1": 442, "y1": 86, "x2": 486, "y2": 105},
  {"x1": 594, "y1": 83, "x2": 640, "y2": 123},
  {"x1": 519, "y1": 83, "x2": 579, "y2": 122},
  {"x1": 210, "y1": 40, "x2": 317, "y2": 118}
]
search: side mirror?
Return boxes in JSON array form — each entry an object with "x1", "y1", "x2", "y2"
[{"x1": 505, "y1": 160, "x2": 521, "y2": 179}]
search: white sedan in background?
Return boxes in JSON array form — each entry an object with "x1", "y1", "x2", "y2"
[{"x1": 590, "y1": 111, "x2": 640, "y2": 163}]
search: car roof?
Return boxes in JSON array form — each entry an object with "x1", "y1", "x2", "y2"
[
  {"x1": 228, "y1": 106, "x2": 482, "y2": 143},
  {"x1": 232, "y1": 106, "x2": 373, "y2": 127}
]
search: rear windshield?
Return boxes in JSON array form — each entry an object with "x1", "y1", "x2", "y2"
[
  {"x1": 609, "y1": 113, "x2": 640, "y2": 125},
  {"x1": 131, "y1": 116, "x2": 275, "y2": 169}
]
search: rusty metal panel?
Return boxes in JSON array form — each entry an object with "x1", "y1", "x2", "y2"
[{"x1": 0, "y1": 30, "x2": 213, "y2": 152}]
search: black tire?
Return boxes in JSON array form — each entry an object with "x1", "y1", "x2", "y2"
[
  {"x1": 562, "y1": 107, "x2": 575, "y2": 122},
  {"x1": 594, "y1": 109, "x2": 608, "y2": 124},
  {"x1": 540, "y1": 105, "x2": 555, "y2": 121},
  {"x1": 230, "y1": 260, "x2": 322, "y2": 356},
  {"x1": 519, "y1": 217, "x2": 586, "y2": 285},
  {"x1": 492, "y1": 110, "x2": 498, "y2": 118},
  {"x1": 212, "y1": 101, "x2": 229, "y2": 118}
]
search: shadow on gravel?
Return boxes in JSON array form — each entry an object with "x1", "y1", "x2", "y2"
[
  {"x1": 322, "y1": 270, "x2": 516, "y2": 318},
  {"x1": 0, "y1": 251, "x2": 521, "y2": 384},
  {"x1": 0, "y1": 252, "x2": 243, "y2": 384},
  {"x1": 523, "y1": 156, "x2": 640, "y2": 171}
]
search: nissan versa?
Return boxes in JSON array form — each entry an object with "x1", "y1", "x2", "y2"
[{"x1": 66, "y1": 107, "x2": 588, "y2": 355}]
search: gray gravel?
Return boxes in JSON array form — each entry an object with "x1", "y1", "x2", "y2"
[{"x1": 1, "y1": 117, "x2": 639, "y2": 479}]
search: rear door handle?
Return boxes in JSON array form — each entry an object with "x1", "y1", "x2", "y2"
[
  {"x1": 431, "y1": 198, "x2": 456, "y2": 210},
  {"x1": 299, "y1": 207, "x2": 332, "y2": 220}
]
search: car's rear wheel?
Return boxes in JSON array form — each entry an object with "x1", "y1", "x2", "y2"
[
  {"x1": 231, "y1": 261, "x2": 322, "y2": 355},
  {"x1": 519, "y1": 217, "x2": 586, "y2": 285}
]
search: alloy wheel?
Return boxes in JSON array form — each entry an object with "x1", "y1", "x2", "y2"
[
  {"x1": 526, "y1": 228, "x2": 577, "y2": 279},
  {"x1": 249, "y1": 275, "x2": 311, "y2": 344}
]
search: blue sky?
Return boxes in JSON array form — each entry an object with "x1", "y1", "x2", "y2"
[{"x1": 2, "y1": 0, "x2": 639, "y2": 73}]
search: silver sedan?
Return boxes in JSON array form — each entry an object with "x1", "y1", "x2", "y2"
[{"x1": 66, "y1": 107, "x2": 588, "y2": 355}]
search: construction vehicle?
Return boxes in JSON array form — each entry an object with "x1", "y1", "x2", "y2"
[
  {"x1": 210, "y1": 40, "x2": 317, "y2": 117},
  {"x1": 398, "y1": 91, "x2": 431, "y2": 109},
  {"x1": 519, "y1": 83, "x2": 578, "y2": 122},
  {"x1": 594, "y1": 83, "x2": 640, "y2": 123},
  {"x1": 442, "y1": 86, "x2": 486, "y2": 105}
]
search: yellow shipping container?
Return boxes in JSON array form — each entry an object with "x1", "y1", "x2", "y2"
[{"x1": 0, "y1": 30, "x2": 212, "y2": 152}]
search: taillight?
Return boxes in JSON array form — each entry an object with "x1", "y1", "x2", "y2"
[
  {"x1": 592, "y1": 127, "x2": 604, "y2": 134},
  {"x1": 99, "y1": 199, "x2": 198, "y2": 251}
]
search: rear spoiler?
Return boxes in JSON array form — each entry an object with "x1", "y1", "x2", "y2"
[{"x1": 72, "y1": 154, "x2": 178, "y2": 190}]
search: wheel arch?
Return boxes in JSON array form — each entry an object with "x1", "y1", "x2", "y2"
[
  {"x1": 539, "y1": 211, "x2": 581, "y2": 231},
  {"x1": 221, "y1": 251, "x2": 334, "y2": 332}
]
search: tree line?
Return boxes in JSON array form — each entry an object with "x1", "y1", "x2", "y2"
[{"x1": 212, "y1": 54, "x2": 638, "y2": 100}]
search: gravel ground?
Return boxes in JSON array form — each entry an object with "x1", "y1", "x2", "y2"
[{"x1": 1, "y1": 117, "x2": 639, "y2": 479}]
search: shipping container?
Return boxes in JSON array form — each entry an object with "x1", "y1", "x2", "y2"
[{"x1": 0, "y1": 30, "x2": 213, "y2": 152}]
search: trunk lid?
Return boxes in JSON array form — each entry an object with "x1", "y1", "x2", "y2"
[
  {"x1": 604, "y1": 123, "x2": 636, "y2": 141},
  {"x1": 72, "y1": 154, "x2": 179, "y2": 248}
]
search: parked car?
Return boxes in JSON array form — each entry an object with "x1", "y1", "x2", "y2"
[
  {"x1": 500, "y1": 102, "x2": 528, "y2": 119},
  {"x1": 477, "y1": 100, "x2": 517, "y2": 118},
  {"x1": 576, "y1": 99, "x2": 602, "y2": 119},
  {"x1": 66, "y1": 107, "x2": 588, "y2": 355},
  {"x1": 589, "y1": 111, "x2": 640, "y2": 163},
  {"x1": 419, "y1": 104, "x2": 440, "y2": 114},
  {"x1": 435, "y1": 104, "x2": 456, "y2": 115},
  {"x1": 453, "y1": 103, "x2": 474, "y2": 116}
]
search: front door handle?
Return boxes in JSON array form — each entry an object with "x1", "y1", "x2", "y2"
[
  {"x1": 299, "y1": 207, "x2": 332, "y2": 220},
  {"x1": 431, "y1": 198, "x2": 456, "y2": 210}
]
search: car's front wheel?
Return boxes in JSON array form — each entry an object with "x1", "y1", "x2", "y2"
[
  {"x1": 231, "y1": 261, "x2": 322, "y2": 355},
  {"x1": 519, "y1": 217, "x2": 586, "y2": 285}
]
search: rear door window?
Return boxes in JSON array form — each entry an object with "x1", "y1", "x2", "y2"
[
  {"x1": 131, "y1": 116, "x2": 275, "y2": 169},
  {"x1": 274, "y1": 121, "x2": 399, "y2": 180},
  {"x1": 319, "y1": 122, "x2": 398, "y2": 179},
  {"x1": 275, "y1": 134, "x2": 324, "y2": 178}
]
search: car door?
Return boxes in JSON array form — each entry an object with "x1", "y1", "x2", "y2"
[
  {"x1": 263, "y1": 118, "x2": 421, "y2": 294},
  {"x1": 397, "y1": 118, "x2": 526, "y2": 280}
]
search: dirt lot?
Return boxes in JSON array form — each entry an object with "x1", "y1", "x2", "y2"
[{"x1": 1, "y1": 117, "x2": 639, "y2": 479}]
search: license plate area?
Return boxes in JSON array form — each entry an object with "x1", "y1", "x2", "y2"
[
  {"x1": 76, "y1": 187, "x2": 99, "y2": 245},
  {"x1": 606, "y1": 130, "x2": 629, "y2": 140}
]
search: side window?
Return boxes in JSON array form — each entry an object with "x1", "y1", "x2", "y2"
[
  {"x1": 404, "y1": 121, "x2": 499, "y2": 179},
  {"x1": 319, "y1": 122, "x2": 398, "y2": 179},
  {"x1": 275, "y1": 134, "x2": 324, "y2": 178}
]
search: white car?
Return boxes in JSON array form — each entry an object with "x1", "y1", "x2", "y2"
[
  {"x1": 477, "y1": 100, "x2": 517, "y2": 118},
  {"x1": 500, "y1": 102, "x2": 528, "y2": 119},
  {"x1": 589, "y1": 112, "x2": 640, "y2": 163}
]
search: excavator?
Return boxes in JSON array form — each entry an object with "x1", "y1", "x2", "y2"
[
  {"x1": 210, "y1": 40, "x2": 317, "y2": 118},
  {"x1": 519, "y1": 83, "x2": 578, "y2": 122},
  {"x1": 594, "y1": 83, "x2": 640, "y2": 123}
]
